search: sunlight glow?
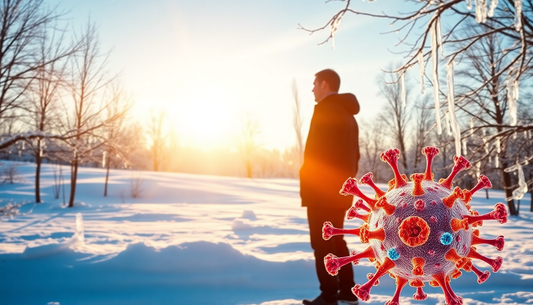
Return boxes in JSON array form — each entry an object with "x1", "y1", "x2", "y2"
[{"x1": 174, "y1": 90, "x2": 237, "y2": 149}]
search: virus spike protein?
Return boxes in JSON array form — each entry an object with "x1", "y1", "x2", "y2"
[
  {"x1": 340, "y1": 178, "x2": 378, "y2": 210},
  {"x1": 360, "y1": 172, "x2": 387, "y2": 198},
  {"x1": 321, "y1": 146, "x2": 507, "y2": 304},
  {"x1": 422, "y1": 146, "x2": 440, "y2": 181},
  {"x1": 471, "y1": 231, "x2": 505, "y2": 251},
  {"x1": 380, "y1": 149, "x2": 407, "y2": 189},
  {"x1": 324, "y1": 247, "x2": 375, "y2": 276},
  {"x1": 352, "y1": 257, "x2": 396, "y2": 301},
  {"x1": 413, "y1": 286, "x2": 428, "y2": 301},
  {"x1": 346, "y1": 199, "x2": 372, "y2": 222},
  {"x1": 387, "y1": 276, "x2": 408, "y2": 305},
  {"x1": 462, "y1": 175, "x2": 492, "y2": 203},
  {"x1": 439, "y1": 156, "x2": 472, "y2": 189}
]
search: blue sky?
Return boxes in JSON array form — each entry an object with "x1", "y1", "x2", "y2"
[{"x1": 52, "y1": 0, "x2": 415, "y2": 150}]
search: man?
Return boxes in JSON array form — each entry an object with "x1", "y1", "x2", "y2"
[{"x1": 300, "y1": 69, "x2": 360, "y2": 305}]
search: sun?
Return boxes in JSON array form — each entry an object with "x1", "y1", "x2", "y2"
[{"x1": 173, "y1": 92, "x2": 237, "y2": 149}]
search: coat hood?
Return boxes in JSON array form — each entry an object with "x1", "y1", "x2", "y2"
[{"x1": 323, "y1": 93, "x2": 360, "y2": 115}]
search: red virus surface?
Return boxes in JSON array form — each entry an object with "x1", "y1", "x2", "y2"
[{"x1": 322, "y1": 147, "x2": 507, "y2": 305}]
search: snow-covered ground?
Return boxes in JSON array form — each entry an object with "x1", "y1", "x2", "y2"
[{"x1": 0, "y1": 161, "x2": 532, "y2": 305}]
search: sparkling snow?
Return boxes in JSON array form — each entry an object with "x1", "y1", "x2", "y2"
[{"x1": 0, "y1": 161, "x2": 532, "y2": 305}]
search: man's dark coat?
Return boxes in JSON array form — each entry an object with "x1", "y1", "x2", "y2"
[{"x1": 300, "y1": 93, "x2": 360, "y2": 210}]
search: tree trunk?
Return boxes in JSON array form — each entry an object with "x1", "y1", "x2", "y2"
[
  {"x1": 104, "y1": 153, "x2": 111, "y2": 197},
  {"x1": 153, "y1": 157, "x2": 159, "y2": 172},
  {"x1": 440, "y1": 145, "x2": 448, "y2": 180},
  {"x1": 529, "y1": 190, "x2": 533, "y2": 212},
  {"x1": 246, "y1": 161, "x2": 252, "y2": 178},
  {"x1": 35, "y1": 152, "x2": 42, "y2": 203},
  {"x1": 501, "y1": 169, "x2": 518, "y2": 215},
  {"x1": 68, "y1": 158, "x2": 79, "y2": 208},
  {"x1": 399, "y1": 136, "x2": 409, "y2": 176}
]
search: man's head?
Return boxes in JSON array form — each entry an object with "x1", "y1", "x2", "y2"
[{"x1": 312, "y1": 69, "x2": 340, "y2": 102}]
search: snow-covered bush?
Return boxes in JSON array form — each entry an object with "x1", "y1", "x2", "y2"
[{"x1": 1, "y1": 162, "x2": 22, "y2": 184}]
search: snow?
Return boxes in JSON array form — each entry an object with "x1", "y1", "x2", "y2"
[
  {"x1": 418, "y1": 51, "x2": 425, "y2": 95},
  {"x1": 1, "y1": 161, "x2": 533, "y2": 305},
  {"x1": 506, "y1": 68, "x2": 519, "y2": 126},
  {"x1": 466, "y1": 0, "x2": 473, "y2": 11},
  {"x1": 488, "y1": 0, "x2": 499, "y2": 17},
  {"x1": 437, "y1": 18, "x2": 443, "y2": 58},
  {"x1": 330, "y1": 11, "x2": 346, "y2": 50},
  {"x1": 475, "y1": 0, "x2": 488, "y2": 23},
  {"x1": 512, "y1": 163, "x2": 528, "y2": 201},
  {"x1": 515, "y1": 0, "x2": 523, "y2": 31}
]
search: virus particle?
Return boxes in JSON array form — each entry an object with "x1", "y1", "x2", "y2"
[{"x1": 322, "y1": 147, "x2": 507, "y2": 305}]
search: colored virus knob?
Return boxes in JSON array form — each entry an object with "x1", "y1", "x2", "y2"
[
  {"x1": 399, "y1": 216, "x2": 430, "y2": 247},
  {"x1": 322, "y1": 146, "x2": 508, "y2": 305}
]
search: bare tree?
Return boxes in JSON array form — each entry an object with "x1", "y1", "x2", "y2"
[
  {"x1": 0, "y1": 0, "x2": 65, "y2": 122},
  {"x1": 516, "y1": 100, "x2": 533, "y2": 211},
  {"x1": 119, "y1": 120, "x2": 146, "y2": 165},
  {"x1": 431, "y1": 128, "x2": 456, "y2": 179},
  {"x1": 300, "y1": 1, "x2": 533, "y2": 215},
  {"x1": 0, "y1": 0, "x2": 86, "y2": 154},
  {"x1": 358, "y1": 118, "x2": 387, "y2": 182},
  {"x1": 61, "y1": 22, "x2": 119, "y2": 208},
  {"x1": 1, "y1": 162, "x2": 22, "y2": 184},
  {"x1": 0, "y1": 114, "x2": 22, "y2": 150},
  {"x1": 291, "y1": 79, "x2": 305, "y2": 169},
  {"x1": 376, "y1": 67, "x2": 412, "y2": 175},
  {"x1": 239, "y1": 113, "x2": 262, "y2": 178},
  {"x1": 24, "y1": 19, "x2": 76, "y2": 203},
  {"x1": 147, "y1": 109, "x2": 171, "y2": 172},
  {"x1": 101, "y1": 83, "x2": 133, "y2": 196},
  {"x1": 453, "y1": 23, "x2": 532, "y2": 215},
  {"x1": 299, "y1": 1, "x2": 532, "y2": 120},
  {"x1": 412, "y1": 96, "x2": 435, "y2": 172},
  {"x1": 0, "y1": 2, "x2": 116, "y2": 156},
  {"x1": 281, "y1": 146, "x2": 301, "y2": 178}
]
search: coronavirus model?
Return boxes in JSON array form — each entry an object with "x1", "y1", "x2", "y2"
[{"x1": 322, "y1": 147, "x2": 507, "y2": 305}]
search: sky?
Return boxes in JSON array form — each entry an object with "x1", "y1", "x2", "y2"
[
  {"x1": 1, "y1": 161, "x2": 532, "y2": 304},
  {"x1": 51, "y1": 0, "x2": 416, "y2": 150}
]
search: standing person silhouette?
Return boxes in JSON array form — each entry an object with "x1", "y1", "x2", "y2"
[{"x1": 300, "y1": 69, "x2": 360, "y2": 305}]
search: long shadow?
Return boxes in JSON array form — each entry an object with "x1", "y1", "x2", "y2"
[{"x1": 5, "y1": 208, "x2": 70, "y2": 233}]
